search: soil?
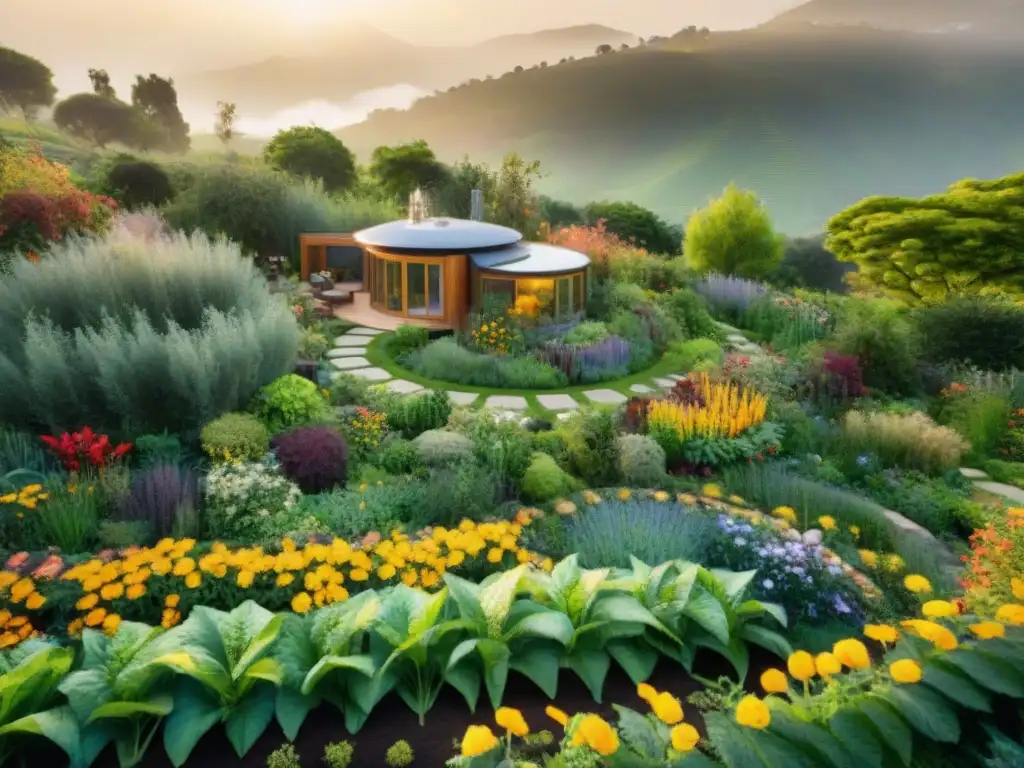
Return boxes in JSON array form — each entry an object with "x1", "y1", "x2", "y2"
[{"x1": 17, "y1": 648, "x2": 774, "y2": 768}]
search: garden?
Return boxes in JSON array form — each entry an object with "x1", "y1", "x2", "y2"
[{"x1": 0, "y1": 137, "x2": 1023, "y2": 768}]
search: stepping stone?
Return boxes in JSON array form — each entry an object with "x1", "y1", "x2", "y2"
[
  {"x1": 959, "y1": 467, "x2": 989, "y2": 480},
  {"x1": 653, "y1": 378, "x2": 676, "y2": 388},
  {"x1": 583, "y1": 389, "x2": 628, "y2": 404},
  {"x1": 386, "y1": 379, "x2": 424, "y2": 394},
  {"x1": 334, "y1": 336, "x2": 367, "y2": 347},
  {"x1": 327, "y1": 347, "x2": 368, "y2": 358},
  {"x1": 329, "y1": 357, "x2": 370, "y2": 370},
  {"x1": 667, "y1": 374, "x2": 685, "y2": 381},
  {"x1": 347, "y1": 367, "x2": 392, "y2": 382},
  {"x1": 630, "y1": 384, "x2": 654, "y2": 393},
  {"x1": 537, "y1": 394, "x2": 578, "y2": 411},
  {"x1": 484, "y1": 395, "x2": 528, "y2": 410},
  {"x1": 346, "y1": 328, "x2": 385, "y2": 336},
  {"x1": 726, "y1": 334, "x2": 748, "y2": 343},
  {"x1": 975, "y1": 481, "x2": 1024, "y2": 504},
  {"x1": 448, "y1": 391, "x2": 480, "y2": 406}
]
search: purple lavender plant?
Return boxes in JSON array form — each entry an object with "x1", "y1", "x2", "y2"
[
  {"x1": 538, "y1": 335, "x2": 632, "y2": 384},
  {"x1": 117, "y1": 463, "x2": 199, "y2": 538},
  {"x1": 693, "y1": 273, "x2": 769, "y2": 318}
]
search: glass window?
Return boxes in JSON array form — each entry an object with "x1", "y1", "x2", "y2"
[
  {"x1": 373, "y1": 256, "x2": 385, "y2": 304},
  {"x1": 407, "y1": 263, "x2": 427, "y2": 316},
  {"x1": 386, "y1": 260, "x2": 403, "y2": 312},
  {"x1": 556, "y1": 277, "x2": 571, "y2": 317},
  {"x1": 481, "y1": 277, "x2": 515, "y2": 311},
  {"x1": 573, "y1": 273, "x2": 585, "y2": 311},
  {"x1": 517, "y1": 278, "x2": 555, "y2": 315},
  {"x1": 325, "y1": 245, "x2": 363, "y2": 281},
  {"x1": 428, "y1": 263, "x2": 443, "y2": 317}
]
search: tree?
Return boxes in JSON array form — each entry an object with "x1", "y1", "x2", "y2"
[
  {"x1": 488, "y1": 152, "x2": 542, "y2": 234},
  {"x1": 769, "y1": 234, "x2": 854, "y2": 293},
  {"x1": 684, "y1": 184, "x2": 783, "y2": 278},
  {"x1": 0, "y1": 47, "x2": 56, "y2": 117},
  {"x1": 214, "y1": 101, "x2": 237, "y2": 147},
  {"x1": 514, "y1": 65, "x2": 524, "y2": 73},
  {"x1": 88, "y1": 68, "x2": 116, "y2": 99},
  {"x1": 130, "y1": 74, "x2": 190, "y2": 153},
  {"x1": 584, "y1": 200, "x2": 680, "y2": 255},
  {"x1": 52, "y1": 93, "x2": 136, "y2": 147},
  {"x1": 595, "y1": 44, "x2": 613, "y2": 55},
  {"x1": 262, "y1": 126, "x2": 357, "y2": 192},
  {"x1": 826, "y1": 171, "x2": 1024, "y2": 303},
  {"x1": 369, "y1": 140, "x2": 447, "y2": 202},
  {"x1": 539, "y1": 196, "x2": 584, "y2": 228}
]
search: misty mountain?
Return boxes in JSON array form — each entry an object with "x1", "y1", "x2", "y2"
[
  {"x1": 174, "y1": 24, "x2": 636, "y2": 117},
  {"x1": 765, "y1": 0, "x2": 1024, "y2": 37},
  {"x1": 334, "y1": 26, "x2": 1024, "y2": 234}
]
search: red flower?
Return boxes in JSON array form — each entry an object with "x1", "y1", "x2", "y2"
[{"x1": 41, "y1": 426, "x2": 131, "y2": 471}]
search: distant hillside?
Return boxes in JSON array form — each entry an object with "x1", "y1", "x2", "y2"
[
  {"x1": 175, "y1": 24, "x2": 636, "y2": 117},
  {"x1": 336, "y1": 26, "x2": 1024, "y2": 234},
  {"x1": 766, "y1": 0, "x2": 1024, "y2": 37}
]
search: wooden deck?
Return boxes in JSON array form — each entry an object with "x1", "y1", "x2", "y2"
[{"x1": 333, "y1": 292, "x2": 453, "y2": 331}]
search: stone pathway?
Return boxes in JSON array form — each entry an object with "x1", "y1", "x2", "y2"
[
  {"x1": 959, "y1": 467, "x2": 1024, "y2": 504},
  {"x1": 329, "y1": 326, "x2": 691, "y2": 414}
]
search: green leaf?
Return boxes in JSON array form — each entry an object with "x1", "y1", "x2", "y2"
[
  {"x1": 443, "y1": 572, "x2": 485, "y2": 625},
  {"x1": 683, "y1": 588, "x2": 729, "y2": 644},
  {"x1": 232, "y1": 612, "x2": 285, "y2": 680},
  {"x1": 704, "y1": 712, "x2": 818, "y2": 768},
  {"x1": 710, "y1": 569, "x2": 757, "y2": 604},
  {"x1": 508, "y1": 610, "x2": 574, "y2": 646},
  {"x1": 478, "y1": 639, "x2": 511, "y2": 710},
  {"x1": 767, "y1": 707, "x2": 852, "y2": 768},
  {"x1": 739, "y1": 625, "x2": 792, "y2": 663},
  {"x1": 922, "y1": 660, "x2": 991, "y2": 712},
  {"x1": 445, "y1": 662, "x2": 481, "y2": 712},
  {"x1": 565, "y1": 648, "x2": 611, "y2": 702},
  {"x1": 591, "y1": 594, "x2": 674, "y2": 640},
  {"x1": 88, "y1": 694, "x2": 174, "y2": 721},
  {"x1": 883, "y1": 686, "x2": 960, "y2": 743},
  {"x1": 480, "y1": 565, "x2": 527, "y2": 637},
  {"x1": 162, "y1": 681, "x2": 223, "y2": 768},
  {"x1": 827, "y1": 707, "x2": 884, "y2": 768},
  {"x1": 300, "y1": 653, "x2": 375, "y2": 696},
  {"x1": 508, "y1": 644, "x2": 560, "y2": 699},
  {"x1": 224, "y1": 687, "x2": 276, "y2": 758},
  {"x1": 858, "y1": 696, "x2": 912, "y2": 767},
  {"x1": 0, "y1": 705, "x2": 81, "y2": 762},
  {"x1": 611, "y1": 704, "x2": 662, "y2": 761},
  {"x1": 945, "y1": 648, "x2": 1024, "y2": 697},
  {"x1": 276, "y1": 685, "x2": 316, "y2": 742},
  {"x1": 671, "y1": 753, "x2": 723, "y2": 768},
  {"x1": 608, "y1": 640, "x2": 659, "y2": 685}
]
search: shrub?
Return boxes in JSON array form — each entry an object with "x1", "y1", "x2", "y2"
[
  {"x1": 263, "y1": 126, "x2": 357, "y2": 193},
  {"x1": 266, "y1": 743, "x2": 300, "y2": 768},
  {"x1": 404, "y1": 338, "x2": 566, "y2": 388},
  {"x1": 388, "y1": 325, "x2": 429, "y2": 358},
  {"x1": 563, "y1": 499, "x2": 719, "y2": 568},
  {"x1": 667, "y1": 338, "x2": 723, "y2": 373},
  {"x1": 384, "y1": 740, "x2": 414, "y2": 768},
  {"x1": 832, "y1": 299, "x2": 920, "y2": 395},
  {"x1": 297, "y1": 328, "x2": 329, "y2": 360},
  {"x1": 692, "y1": 273, "x2": 769, "y2": 320},
  {"x1": 116, "y1": 463, "x2": 199, "y2": 539},
  {"x1": 941, "y1": 390, "x2": 1011, "y2": 462},
  {"x1": 133, "y1": 432, "x2": 183, "y2": 469},
  {"x1": 34, "y1": 484, "x2": 100, "y2": 553},
  {"x1": 464, "y1": 418, "x2": 534, "y2": 487},
  {"x1": 843, "y1": 410, "x2": 968, "y2": 474},
  {"x1": 861, "y1": 470, "x2": 981, "y2": 539},
  {"x1": 411, "y1": 430, "x2": 474, "y2": 466},
  {"x1": 323, "y1": 741, "x2": 355, "y2": 768},
  {"x1": 660, "y1": 288, "x2": 721, "y2": 340},
  {"x1": 252, "y1": 374, "x2": 329, "y2": 433},
  {"x1": 0, "y1": 427, "x2": 57, "y2": 476},
  {"x1": 378, "y1": 438, "x2": 421, "y2": 475},
  {"x1": 917, "y1": 296, "x2": 1024, "y2": 372},
  {"x1": 558, "y1": 408, "x2": 621, "y2": 487},
  {"x1": 204, "y1": 459, "x2": 305, "y2": 541},
  {"x1": 200, "y1": 413, "x2": 270, "y2": 462},
  {"x1": 521, "y1": 453, "x2": 576, "y2": 502},
  {"x1": 388, "y1": 389, "x2": 451, "y2": 438},
  {"x1": 616, "y1": 435, "x2": 667, "y2": 486},
  {"x1": 328, "y1": 374, "x2": 371, "y2": 406},
  {"x1": 0, "y1": 229, "x2": 299, "y2": 436},
  {"x1": 564, "y1": 321, "x2": 608, "y2": 345},
  {"x1": 102, "y1": 159, "x2": 173, "y2": 209},
  {"x1": 271, "y1": 425, "x2": 348, "y2": 493},
  {"x1": 97, "y1": 520, "x2": 152, "y2": 549}
]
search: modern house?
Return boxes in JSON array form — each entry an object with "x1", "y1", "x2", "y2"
[{"x1": 299, "y1": 192, "x2": 590, "y2": 330}]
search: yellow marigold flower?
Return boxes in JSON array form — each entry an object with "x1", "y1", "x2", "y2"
[
  {"x1": 546, "y1": 706, "x2": 569, "y2": 726},
  {"x1": 184, "y1": 571, "x2": 202, "y2": 589},
  {"x1": 165, "y1": 594, "x2": 181, "y2": 608},
  {"x1": 787, "y1": 651, "x2": 815, "y2": 682},
  {"x1": 901, "y1": 620, "x2": 959, "y2": 651},
  {"x1": 85, "y1": 608, "x2": 107, "y2": 627},
  {"x1": 884, "y1": 554, "x2": 904, "y2": 572},
  {"x1": 760, "y1": 668, "x2": 788, "y2": 694},
  {"x1": 350, "y1": 568, "x2": 369, "y2": 582},
  {"x1": 10, "y1": 578, "x2": 34, "y2": 603},
  {"x1": 276, "y1": 573, "x2": 295, "y2": 587},
  {"x1": 103, "y1": 613, "x2": 122, "y2": 635},
  {"x1": 617, "y1": 488, "x2": 632, "y2": 501},
  {"x1": 100, "y1": 582, "x2": 124, "y2": 600},
  {"x1": 0, "y1": 610, "x2": 9, "y2": 626},
  {"x1": 76, "y1": 593, "x2": 99, "y2": 611},
  {"x1": 0, "y1": 493, "x2": 16, "y2": 503},
  {"x1": 569, "y1": 714, "x2": 620, "y2": 756},
  {"x1": 654, "y1": 491, "x2": 670, "y2": 502},
  {"x1": 817, "y1": 515, "x2": 836, "y2": 531},
  {"x1": 815, "y1": 652, "x2": 842, "y2": 678},
  {"x1": 554, "y1": 500, "x2": 577, "y2": 516},
  {"x1": 126, "y1": 583, "x2": 146, "y2": 600},
  {"x1": 903, "y1": 574, "x2": 932, "y2": 593},
  {"x1": 495, "y1": 707, "x2": 529, "y2": 737},
  {"x1": 0, "y1": 632, "x2": 19, "y2": 648},
  {"x1": 24, "y1": 592, "x2": 45, "y2": 610},
  {"x1": 636, "y1": 682, "x2": 657, "y2": 703},
  {"x1": 486, "y1": 547, "x2": 503, "y2": 564},
  {"x1": 421, "y1": 569, "x2": 440, "y2": 588},
  {"x1": 67, "y1": 618, "x2": 84, "y2": 637},
  {"x1": 582, "y1": 490, "x2": 602, "y2": 505},
  {"x1": 0, "y1": 571, "x2": 17, "y2": 588},
  {"x1": 1008, "y1": 507, "x2": 1024, "y2": 519},
  {"x1": 858, "y1": 550, "x2": 877, "y2": 568},
  {"x1": 1013, "y1": 578, "x2": 1024, "y2": 601},
  {"x1": 377, "y1": 563, "x2": 397, "y2": 580},
  {"x1": 833, "y1": 638, "x2": 870, "y2": 670},
  {"x1": 702, "y1": 484, "x2": 722, "y2": 498},
  {"x1": 996, "y1": 604, "x2": 1024, "y2": 626},
  {"x1": 864, "y1": 624, "x2": 899, "y2": 644},
  {"x1": 848, "y1": 525, "x2": 860, "y2": 539},
  {"x1": 735, "y1": 695, "x2": 770, "y2": 729},
  {"x1": 922, "y1": 600, "x2": 957, "y2": 619},
  {"x1": 151, "y1": 558, "x2": 173, "y2": 576},
  {"x1": 236, "y1": 570, "x2": 255, "y2": 588},
  {"x1": 650, "y1": 692, "x2": 683, "y2": 725},
  {"x1": 291, "y1": 592, "x2": 313, "y2": 614},
  {"x1": 889, "y1": 659, "x2": 921, "y2": 684},
  {"x1": 670, "y1": 723, "x2": 700, "y2": 752},
  {"x1": 541, "y1": 557, "x2": 554, "y2": 572},
  {"x1": 461, "y1": 725, "x2": 500, "y2": 757},
  {"x1": 969, "y1": 621, "x2": 1005, "y2": 640}
]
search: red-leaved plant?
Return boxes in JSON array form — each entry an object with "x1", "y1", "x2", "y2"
[{"x1": 40, "y1": 427, "x2": 132, "y2": 473}]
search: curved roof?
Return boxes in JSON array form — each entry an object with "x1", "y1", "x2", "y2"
[
  {"x1": 353, "y1": 217, "x2": 522, "y2": 251},
  {"x1": 471, "y1": 242, "x2": 590, "y2": 274}
]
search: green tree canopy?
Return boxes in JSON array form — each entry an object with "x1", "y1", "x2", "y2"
[
  {"x1": 369, "y1": 139, "x2": 448, "y2": 202},
  {"x1": 0, "y1": 47, "x2": 56, "y2": 115},
  {"x1": 683, "y1": 184, "x2": 783, "y2": 278},
  {"x1": 52, "y1": 93, "x2": 136, "y2": 147},
  {"x1": 263, "y1": 126, "x2": 356, "y2": 193},
  {"x1": 826, "y1": 170, "x2": 1024, "y2": 304},
  {"x1": 130, "y1": 74, "x2": 190, "y2": 153},
  {"x1": 584, "y1": 200, "x2": 679, "y2": 255}
]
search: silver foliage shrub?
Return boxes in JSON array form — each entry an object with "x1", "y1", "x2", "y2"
[{"x1": 0, "y1": 229, "x2": 299, "y2": 436}]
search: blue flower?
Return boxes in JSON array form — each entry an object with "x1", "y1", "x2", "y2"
[{"x1": 762, "y1": 579, "x2": 774, "y2": 590}]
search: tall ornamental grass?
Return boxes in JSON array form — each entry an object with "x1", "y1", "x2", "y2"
[{"x1": 0, "y1": 228, "x2": 299, "y2": 436}]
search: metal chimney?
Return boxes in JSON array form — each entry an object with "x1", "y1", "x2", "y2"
[
  {"x1": 408, "y1": 188, "x2": 425, "y2": 223},
  {"x1": 469, "y1": 189, "x2": 484, "y2": 221}
]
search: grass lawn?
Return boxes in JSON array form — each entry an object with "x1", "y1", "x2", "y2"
[{"x1": 363, "y1": 332, "x2": 687, "y2": 418}]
